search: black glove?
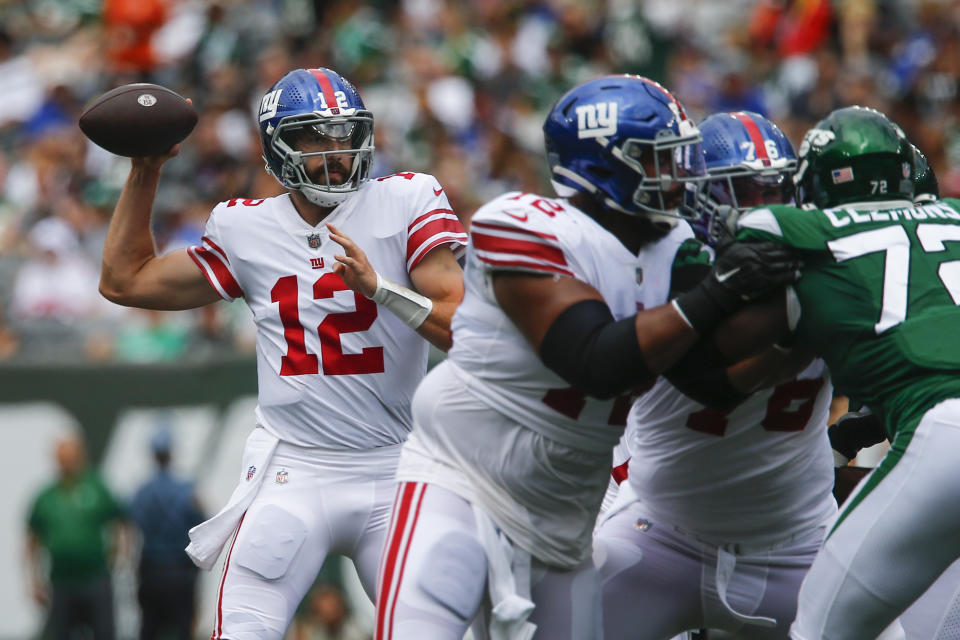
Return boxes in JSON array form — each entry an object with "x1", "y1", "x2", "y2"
[
  {"x1": 674, "y1": 241, "x2": 801, "y2": 334},
  {"x1": 828, "y1": 407, "x2": 887, "y2": 466}
]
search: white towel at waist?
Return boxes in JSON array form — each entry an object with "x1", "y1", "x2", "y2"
[
  {"x1": 185, "y1": 427, "x2": 280, "y2": 571},
  {"x1": 473, "y1": 505, "x2": 537, "y2": 640}
]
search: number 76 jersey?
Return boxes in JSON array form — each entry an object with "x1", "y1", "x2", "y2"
[
  {"x1": 736, "y1": 198, "x2": 960, "y2": 435},
  {"x1": 187, "y1": 174, "x2": 466, "y2": 449}
]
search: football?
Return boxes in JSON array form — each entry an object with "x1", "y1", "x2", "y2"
[{"x1": 78, "y1": 83, "x2": 197, "y2": 157}]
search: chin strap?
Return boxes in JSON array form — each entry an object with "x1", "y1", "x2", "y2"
[{"x1": 369, "y1": 272, "x2": 433, "y2": 329}]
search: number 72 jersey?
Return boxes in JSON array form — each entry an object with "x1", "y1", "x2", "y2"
[
  {"x1": 187, "y1": 174, "x2": 466, "y2": 449},
  {"x1": 736, "y1": 198, "x2": 960, "y2": 435}
]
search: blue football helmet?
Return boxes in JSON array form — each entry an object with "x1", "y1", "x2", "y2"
[
  {"x1": 258, "y1": 68, "x2": 374, "y2": 208},
  {"x1": 685, "y1": 111, "x2": 796, "y2": 244},
  {"x1": 543, "y1": 75, "x2": 706, "y2": 226}
]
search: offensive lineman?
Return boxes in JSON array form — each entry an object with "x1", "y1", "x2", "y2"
[
  {"x1": 373, "y1": 76, "x2": 801, "y2": 639},
  {"x1": 595, "y1": 111, "x2": 837, "y2": 640},
  {"x1": 713, "y1": 106, "x2": 960, "y2": 640},
  {"x1": 99, "y1": 67, "x2": 467, "y2": 639}
]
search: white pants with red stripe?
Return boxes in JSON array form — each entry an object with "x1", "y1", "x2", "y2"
[
  {"x1": 210, "y1": 441, "x2": 401, "y2": 640},
  {"x1": 374, "y1": 481, "x2": 602, "y2": 640}
]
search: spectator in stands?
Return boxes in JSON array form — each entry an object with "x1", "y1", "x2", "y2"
[
  {"x1": 129, "y1": 427, "x2": 205, "y2": 640},
  {"x1": 26, "y1": 433, "x2": 127, "y2": 640},
  {"x1": 10, "y1": 216, "x2": 103, "y2": 321},
  {"x1": 291, "y1": 583, "x2": 368, "y2": 640}
]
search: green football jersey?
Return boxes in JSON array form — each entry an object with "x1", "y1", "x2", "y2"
[{"x1": 736, "y1": 197, "x2": 960, "y2": 436}]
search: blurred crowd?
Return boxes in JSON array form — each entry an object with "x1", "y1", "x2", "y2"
[{"x1": 0, "y1": 0, "x2": 958, "y2": 364}]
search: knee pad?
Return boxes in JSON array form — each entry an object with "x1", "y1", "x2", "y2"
[
  {"x1": 234, "y1": 504, "x2": 308, "y2": 580},
  {"x1": 417, "y1": 530, "x2": 487, "y2": 621}
]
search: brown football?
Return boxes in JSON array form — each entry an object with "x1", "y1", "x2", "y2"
[{"x1": 78, "y1": 83, "x2": 197, "y2": 157}]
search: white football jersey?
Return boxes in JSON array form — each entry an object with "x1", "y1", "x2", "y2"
[
  {"x1": 446, "y1": 190, "x2": 643, "y2": 454},
  {"x1": 188, "y1": 172, "x2": 466, "y2": 449},
  {"x1": 621, "y1": 222, "x2": 837, "y2": 543}
]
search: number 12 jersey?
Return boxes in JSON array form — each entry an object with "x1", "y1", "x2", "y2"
[{"x1": 188, "y1": 173, "x2": 466, "y2": 449}]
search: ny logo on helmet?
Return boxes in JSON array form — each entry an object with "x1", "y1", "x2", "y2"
[
  {"x1": 259, "y1": 89, "x2": 283, "y2": 122},
  {"x1": 576, "y1": 102, "x2": 618, "y2": 139}
]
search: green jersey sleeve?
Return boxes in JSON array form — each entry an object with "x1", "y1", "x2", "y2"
[{"x1": 735, "y1": 199, "x2": 960, "y2": 435}]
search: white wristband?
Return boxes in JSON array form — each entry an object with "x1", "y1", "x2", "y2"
[{"x1": 370, "y1": 272, "x2": 434, "y2": 329}]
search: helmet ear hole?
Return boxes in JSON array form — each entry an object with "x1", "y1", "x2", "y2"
[{"x1": 588, "y1": 165, "x2": 614, "y2": 179}]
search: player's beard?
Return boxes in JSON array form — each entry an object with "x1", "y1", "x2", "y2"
[{"x1": 310, "y1": 157, "x2": 352, "y2": 187}]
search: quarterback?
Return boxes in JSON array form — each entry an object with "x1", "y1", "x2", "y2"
[
  {"x1": 719, "y1": 106, "x2": 960, "y2": 639},
  {"x1": 373, "y1": 76, "x2": 801, "y2": 639},
  {"x1": 99, "y1": 67, "x2": 466, "y2": 639}
]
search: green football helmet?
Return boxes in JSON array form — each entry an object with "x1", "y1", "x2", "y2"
[
  {"x1": 912, "y1": 144, "x2": 939, "y2": 203},
  {"x1": 795, "y1": 106, "x2": 914, "y2": 209}
]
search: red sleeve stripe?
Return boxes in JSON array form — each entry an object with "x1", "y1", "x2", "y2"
[
  {"x1": 407, "y1": 217, "x2": 467, "y2": 259},
  {"x1": 476, "y1": 256, "x2": 574, "y2": 277},
  {"x1": 188, "y1": 246, "x2": 244, "y2": 300},
  {"x1": 408, "y1": 208, "x2": 458, "y2": 232},
  {"x1": 202, "y1": 236, "x2": 230, "y2": 264},
  {"x1": 406, "y1": 232, "x2": 469, "y2": 271},
  {"x1": 471, "y1": 231, "x2": 568, "y2": 266},
  {"x1": 409, "y1": 212, "x2": 462, "y2": 237},
  {"x1": 471, "y1": 220, "x2": 558, "y2": 242}
]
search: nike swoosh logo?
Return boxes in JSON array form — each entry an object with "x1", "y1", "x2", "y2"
[
  {"x1": 715, "y1": 266, "x2": 741, "y2": 283},
  {"x1": 433, "y1": 187, "x2": 444, "y2": 196},
  {"x1": 505, "y1": 212, "x2": 528, "y2": 222}
]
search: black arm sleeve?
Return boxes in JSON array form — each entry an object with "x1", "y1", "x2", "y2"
[
  {"x1": 539, "y1": 299, "x2": 654, "y2": 400},
  {"x1": 662, "y1": 338, "x2": 748, "y2": 411}
]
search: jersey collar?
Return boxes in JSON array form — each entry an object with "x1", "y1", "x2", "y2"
[{"x1": 843, "y1": 199, "x2": 914, "y2": 211}]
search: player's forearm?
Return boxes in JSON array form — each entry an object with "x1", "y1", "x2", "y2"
[
  {"x1": 634, "y1": 304, "x2": 699, "y2": 373},
  {"x1": 100, "y1": 166, "x2": 163, "y2": 301},
  {"x1": 415, "y1": 299, "x2": 457, "y2": 351}
]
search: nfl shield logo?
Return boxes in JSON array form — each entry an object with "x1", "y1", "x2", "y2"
[
  {"x1": 275, "y1": 469, "x2": 289, "y2": 485},
  {"x1": 635, "y1": 266, "x2": 644, "y2": 286},
  {"x1": 307, "y1": 233, "x2": 322, "y2": 249},
  {"x1": 246, "y1": 465, "x2": 256, "y2": 481}
]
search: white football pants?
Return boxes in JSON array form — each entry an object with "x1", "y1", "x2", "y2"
[
  {"x1": 210, "y1": 441, "x2": 400, "y2": 639},
  {"x1": 596, "y1": 501, "x2": 825, "y2": 640},
  {"x1": 374, "y1": 481, "x2": 602, "y2": 640}
]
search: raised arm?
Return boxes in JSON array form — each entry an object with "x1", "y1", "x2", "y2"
[{"x1": 99, "y1": 149, "x2": 221, "y2": 310}]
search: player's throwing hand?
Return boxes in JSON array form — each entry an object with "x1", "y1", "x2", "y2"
[{"x1": 328, "y1": 222, "x2": 378, "y2": 298}]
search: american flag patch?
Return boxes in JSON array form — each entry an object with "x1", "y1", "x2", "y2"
[{"x1": 832, "y1": 167, "x2": 854, "y2": 184}]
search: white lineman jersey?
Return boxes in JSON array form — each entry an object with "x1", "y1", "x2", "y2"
[
  {"x1": 188, "y1": 173, "x2": 466, "y2": 449},
  {"x1": 620, "y1": 222, "x2": 837, "y2": 543},
  {"x1": 396, "y1": 191, "x2": 648, "y2": 568},
  {"x1": 446, "y1": 190, "x2": 644, "y2": 454}
]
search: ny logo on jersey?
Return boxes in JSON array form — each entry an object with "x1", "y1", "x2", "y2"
[
  {"x1": 576, "y1": 102, "x2": 618, "y2": 139},
  {"x1": 310, "y1": 257, "x2": 324, "y2": 269},
  {"x1": 259, "y1": 89, "x2": 283, "y2": 122}
]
